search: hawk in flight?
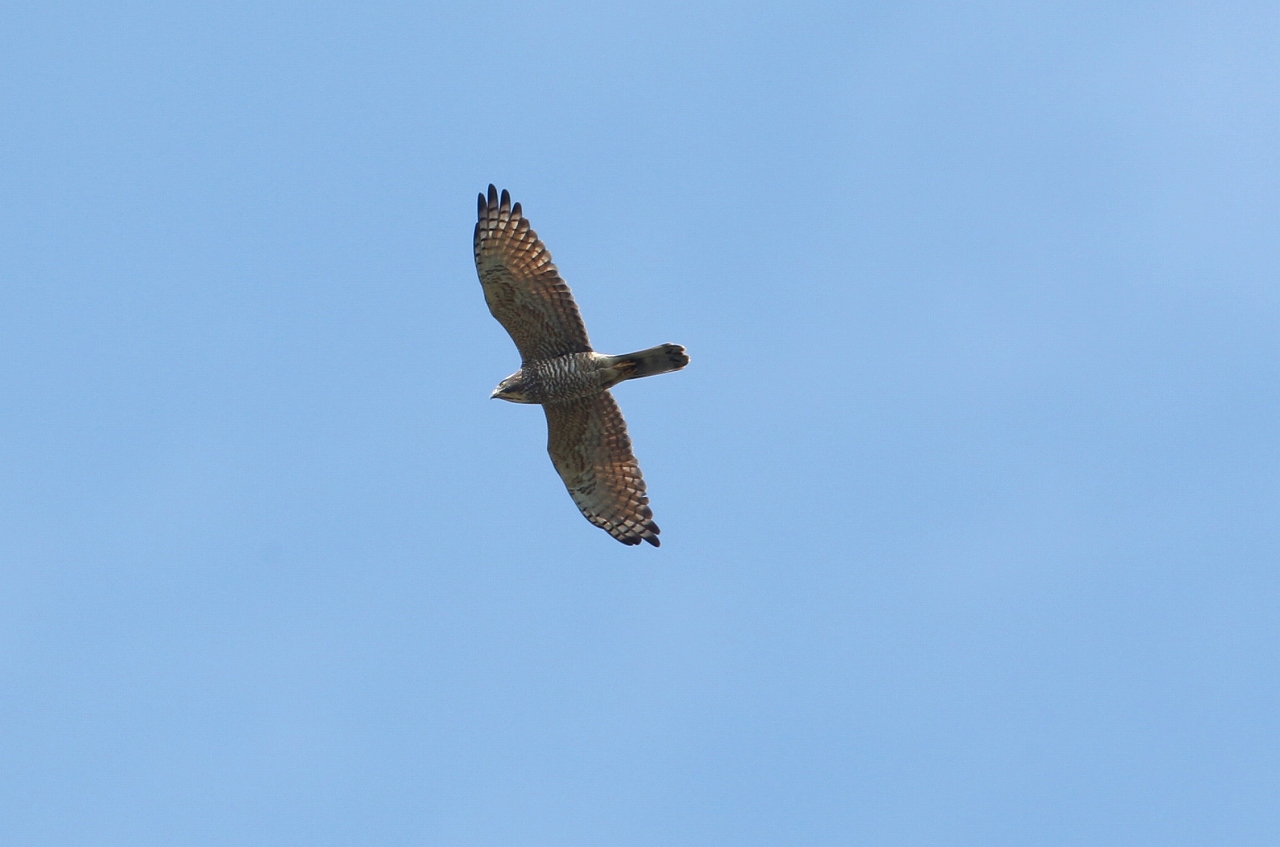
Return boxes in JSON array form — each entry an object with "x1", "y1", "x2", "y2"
[{"x1": 474, "y1": 185, "x2": 688, "y2": 546}]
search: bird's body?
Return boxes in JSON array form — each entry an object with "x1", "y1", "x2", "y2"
[
  {"x1": 473, "y1": 185, "x2": 687, "y2": 546},
  {"x1": 493, "y1": 346, "x2": 690, "y2": 405},
  {"x1": 493, "y1": 352, "x2": 619, "y2": 405}
]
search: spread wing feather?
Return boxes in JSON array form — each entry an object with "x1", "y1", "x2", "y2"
[
  {"x1": 544, "y1": 392, "x2": 660, "y2": 547},
  {"x1": 474, "y1": 185, "x2": 592, "y2": 362}
]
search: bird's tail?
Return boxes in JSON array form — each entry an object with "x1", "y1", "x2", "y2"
[{"x1": 610, "y1": 343, "x2": 690, "y2": 381}]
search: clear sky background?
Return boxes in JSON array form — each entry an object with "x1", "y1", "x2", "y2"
[{"x1": 2, "y1": 2, "x2": 1277, "y2": 845}]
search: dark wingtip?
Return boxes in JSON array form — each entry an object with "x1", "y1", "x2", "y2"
[
  {"x1": 645, "y1": 535, "x2": 660, "y2": 547},
  {"x1": 487, "y1": 184, "x2": 498, "y2": 206},
  {"x1": 499, "y1": 188, "x2": 510, "y2": 210},
  {"x1": 512, "y1": 201, "x2": 521, "y2": 218},
  {"x1": 477, "y1": 192, "x2": 486, "y2": 217}
]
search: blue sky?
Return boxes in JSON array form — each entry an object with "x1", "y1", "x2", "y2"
[{"x1": 1, "y1": 1, "x2": 1277, "y2": 844}]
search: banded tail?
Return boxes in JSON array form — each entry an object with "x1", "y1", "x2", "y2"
[{"x1": 611, "y1": 343, "x2": 689, "y2": 381}]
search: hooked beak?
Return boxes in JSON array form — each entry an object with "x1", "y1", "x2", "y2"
[{"x1": 490, "y1": 388, "x2": 501, "y2": 399}]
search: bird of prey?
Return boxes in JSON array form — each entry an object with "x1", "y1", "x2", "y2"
[{"x1": 474, "y1": 185, "x2": 688, "y2": 546}]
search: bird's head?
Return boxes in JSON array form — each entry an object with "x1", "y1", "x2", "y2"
[{"x1": 491, "y1": 372, "x2": 535, "y2": 404}]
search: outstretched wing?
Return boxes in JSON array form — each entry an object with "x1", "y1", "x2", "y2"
[
  {"x1": 474, "y1": 185, "x2": 592, "y2": 362},
  {"x1": 544, "y1": 391, "x2": 661, "y2": 547}
]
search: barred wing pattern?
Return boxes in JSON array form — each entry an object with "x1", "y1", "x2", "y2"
[
  {"x1": 474, "y1": 185, "x2": 592, "y2": 362},
  {"x1": 544, "y1": 391, "x2": 661, "y2": 547}
]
